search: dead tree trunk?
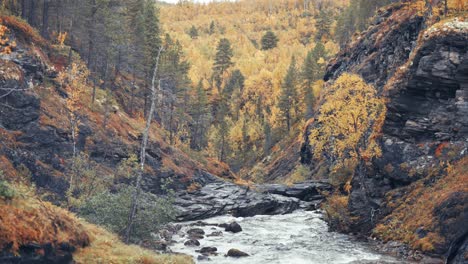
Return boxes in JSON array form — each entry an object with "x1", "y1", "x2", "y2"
[{"x1": 124, "y1": 46, "x2": 163, "y2": 244}]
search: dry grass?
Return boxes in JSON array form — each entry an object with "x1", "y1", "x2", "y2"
[
  {"x1": 0, "y1": 16, "x2": 48, "y2": 48},
  {"x1": 75, "y1": 223, "x2": 193, "y2": 264},
  {"x1": 373, "y1": 157, "x2": 468, "y2": 252},
  {"x1": 0, "y1": 189, "x2": 90, "y2": 253}
]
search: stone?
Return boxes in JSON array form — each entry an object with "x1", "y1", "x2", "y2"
[
  {"x1": 196, "y1": 247, "x2": 217, "y2": 255},
  {"x1": 207, "y1": 231, "x2": 223, "y2": 237},
  {"x1": 226, "y1": 248, "x2": 250, "y2": 257},
  {"x1": 224, "y1": 222, "x2": 242, "y2": 233},
  {"x1": 184, "y1": 239, "x2": 200, "y2": 247}
]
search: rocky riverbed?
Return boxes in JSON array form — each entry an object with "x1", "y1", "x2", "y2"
[{"x1": 170, "y1": 210, "x2": 405, "y2": 264}]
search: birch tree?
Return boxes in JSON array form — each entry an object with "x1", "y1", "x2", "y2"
[{"x1": 125, "y1": 46, "x2": 163, "y2": 243}]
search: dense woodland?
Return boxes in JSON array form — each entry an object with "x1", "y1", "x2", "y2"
[{"x1": 0, "y1": 0, "x2": 402, "y2": 175}]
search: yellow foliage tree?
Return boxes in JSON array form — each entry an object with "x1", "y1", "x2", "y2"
[
  {"x1": 57, "y1": 62, "x2": 89, "y2": 159},
  {"x1": 309, "y1": 73, "x2": 386, "y2": 183}
]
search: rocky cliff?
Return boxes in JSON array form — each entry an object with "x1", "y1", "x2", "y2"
[
  {"x1": 321, "y1": 3, "x2": 468, "y2": 262},
  {"x1": 266, "y1": 1, "x2": 468, "y2": 262}
]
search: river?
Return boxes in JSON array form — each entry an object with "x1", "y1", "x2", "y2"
[{"x1": 171, "y1": 210, "x2": 404, "y2": 264}]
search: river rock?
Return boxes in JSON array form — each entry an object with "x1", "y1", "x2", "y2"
[
  {"x1": 207, "y1": 231, "x2": 223, "y2": 237},
  {"x1": 175, "y1": 181, "x2": 300, "y2": 221},
  {"x1": 226, "y1": 248, "x2": 249, "y2": 257},
  {"x1": 197, "y1": 246, "x2": 218, "y2": 255},
  {"x1": 184, "y1": 239, "x2": 200, "y2": 247},
  {"x1": 223, "y1": 222, "x2": 242, "y2": 233},
  {"x1": 187, "y1": 228, "x2": 205, "y2": 239}
]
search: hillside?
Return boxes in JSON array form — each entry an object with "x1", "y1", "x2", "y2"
[
  {"x1": 263, "y1": 0, "x2": 468, "y2": 261},
  {"x1": 160, "y1": 0, "x2": 346, "y2": 173}
]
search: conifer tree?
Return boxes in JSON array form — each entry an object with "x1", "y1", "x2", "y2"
[
  {"x1": 209, "y1": 20, "x2": 216, "y2": 35},
  {"x1": 190, "y1": 80, "x2": 210, "y2": 150},
  {"x1": 279, "y1": 56, "x2": 299, "y2": 132},
  {"x1": 212, "y1": 38, "x2": 234, "y2": 88},
  {"x1": 188, "y1": 25, "x2": 198, "y2": 39},
  {"x1": 261, "y1": 30, "x2": 279, "y2": 50}
]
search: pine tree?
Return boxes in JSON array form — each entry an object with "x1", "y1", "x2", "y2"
[
  {"x1": 190, "y1": 80, "x2": 210, "y2": 150},
  {"x1": 212, "y1": 38, "x2": 234, "y2": 88},
  {"x1": 261, "y1": 30, "x2": 278, "y2": 50},
  {"x1": 301, "y1": 51, "x2": 317, "y2": 119},
  {"x1": 188, "y1": 25, "x2": 198, "y2": 39},
  {"x1": 224, "y1": 69, "x2": 245, "y2": 95},
  {"x1": 315, "y1": 9, "x2": 333, "y2": 41},
  {"x1": 279, "y1": 56, "x2": 299, "y2": 132},
  {"x1": 209, "y1": 20, "x2": 216, "y2": 35}
]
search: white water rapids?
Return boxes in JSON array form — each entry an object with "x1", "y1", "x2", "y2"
[{"x1": 171, "y1": 210, "x2": 404, "y2": 264}]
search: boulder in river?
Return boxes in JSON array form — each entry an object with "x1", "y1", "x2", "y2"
[
  {"x1": 187, "y1": 228, "x2": 205, "y2": 239},
  {"x1": 184, "y1": 239, "x2": 200, "y2": 247},
  {"x1": 222, "y1": 222, "x2": 242, "y2": 233},
  {"x1": 207, "y1": 231, "x2": 223, "y2": 237},
  {"x1": 196, "y1": 246, "x2": 218, "y2": 255},
  {"x1": 226, "y1": 248, "x2": 250, "y2": 257}
]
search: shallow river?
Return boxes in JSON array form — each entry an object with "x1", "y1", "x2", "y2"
[{"x1": 171, "y1": 210, "x2": 404, "y2": 264}]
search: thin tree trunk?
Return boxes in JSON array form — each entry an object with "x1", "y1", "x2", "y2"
[
  {"x1": 41, "y1": 0, "x2": 50, "y2": 38},
  {"x1": 27, "y1": 0, "x2": 35, "y2": 26},
  {"x1": 125, "y1": 47, "x2": 163, "y2": 244}
]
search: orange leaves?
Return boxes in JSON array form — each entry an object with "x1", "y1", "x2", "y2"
[{"x1": 0, "y1": 24, "x2": 14, "y2": 55}]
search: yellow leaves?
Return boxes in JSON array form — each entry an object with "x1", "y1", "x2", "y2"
[
  {"x1": 57, "y1": 32, "x2": 67, "y2": 47},
  {"x1": 57, "y1": 62, "x2": 89, "y2": 139},
  {"x1": 0, "y1": 24, "x2": 13, "y2": 55},
  {"x1": 309, "y1": 73, "x2": 386, "y2": 180}
]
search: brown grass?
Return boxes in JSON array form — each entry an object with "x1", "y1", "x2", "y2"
[
  {"x1": 0, "y1": 191, "x2": 90, "y2": 253},
  {"x1": 0, "y1": 16, "x2": 48, "y2": 48},
  {"x1": 75, "y1": 223, "x2": 193, "y2": 264}
]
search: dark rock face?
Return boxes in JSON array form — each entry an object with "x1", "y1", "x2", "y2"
[
  {"x1": 226, "y1": 248, "x2": 249, "y2": 257},
  {"x1": 384, "y1": 32, "x2": 468, "y2": 142},
  {"x1": 0, "y1": 242, "x2": 74, "y2": 264},
  {"x1": 324, "y1": 3, "x2": 425, "y2": 90},
  {"x1": 314, "y1": 2, "x2": 468, "y2": 259},
  {"x1": 175, "y1": 181, "x2": 300, "y2": 221}
]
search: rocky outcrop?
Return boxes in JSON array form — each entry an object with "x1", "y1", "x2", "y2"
[
  {"x1": 0, "y1": 242, "x2": 75, "y2": 264},
  {"x1": 256, "y1": 181, "x2": 332, "y2": 201},
  {"x1": 175, "y1": 181, "x2": 300, "y2": 221},
  {"x1": 324, "y1": 2, "x2": 425, "y2": 90},
  {"x1": 298, "y1": 1, "x2": 468, "y2": 260}
]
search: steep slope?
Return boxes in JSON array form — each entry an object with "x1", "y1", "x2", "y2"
[
  {"x1": 327, "y1": 6, "x2": 467, "y2": 262},
  {"x1": 262, "y1": 0, "x2": 467, "y2": 261},
  {"x1": 0, "y1": 15, "x2": 235, "y2": 201}
]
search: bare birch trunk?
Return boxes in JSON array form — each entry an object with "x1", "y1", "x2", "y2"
[{"x1": 125, "y1": 47, "x2": 163, "y2": 243}]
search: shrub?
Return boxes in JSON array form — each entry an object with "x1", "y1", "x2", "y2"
[
  {"x1": 78, "y1": 185, "x2": 177, "y2": 243},
  {"x1": 285, "y1": 164, "x2": 311, "y2": 185},
  {"x1": 322, "y1": 194, "x2": 353, "y2": 232},
  {"x1": 0, "y1": 180, "x2": 15, "y2": 200}
]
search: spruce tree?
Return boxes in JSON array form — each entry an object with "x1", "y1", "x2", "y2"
[
  {"x1": 188, "y1": 25, "x2": 198, "y2": 39},
  {"x1": 261, "y1": 30, "x2": 279, "y2": 50},
  {"x1": 279, "y1": 56, "x2": 298, "y2": 132},
  {"x1": 212, "y1": 38, "x2": 234, "y2": 88},
  {"x1": 209, "y1": 20, "x2": 216, "y2": 35}
]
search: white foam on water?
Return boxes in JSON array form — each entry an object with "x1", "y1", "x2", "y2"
[{"x1": 171, "y1": 211, "x2": 402, "y2": 264}]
